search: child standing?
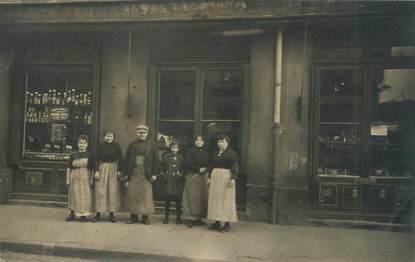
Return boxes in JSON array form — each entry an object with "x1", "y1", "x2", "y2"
[
  {"x1": 183, "y1": 135, "x2": 209, "y2": 228},
  {"x1": 94, "y1": 130, "x2": 124, "y2": 223},
  {"x1": 160, "y1": 141, "x2": 185, "y2": 224},
  {"x1": 65, "y1": 135, "x2": 95, "y2": 222}
]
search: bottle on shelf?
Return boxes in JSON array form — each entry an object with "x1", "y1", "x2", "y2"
[
  {"x1": 71, "y1": 89, "x2": 76, "y2": 104},
  {"x1": 56, "y1": 92, "x2": 61, "y2": 105},
  {"x1": 52, "y1": 89, "x2": 57, "y2": 105},
  {"x1": 87, "y1": 91, "x2": 92, "y2": 105}
]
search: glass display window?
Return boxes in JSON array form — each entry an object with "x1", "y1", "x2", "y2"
[
  {"x1": 316, "y1": 69, "x2": 363, "y2": 177},
  {"x1": 369, "y1": 68, "x2": 415, "y2": 177},
  {"x1": 23, "y1": 69, "x2": 94, "y2": 161}
]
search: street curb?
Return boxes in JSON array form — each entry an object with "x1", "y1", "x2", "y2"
[{"x1": 0, "y1": 241, "x2": 228, "y2": 262}]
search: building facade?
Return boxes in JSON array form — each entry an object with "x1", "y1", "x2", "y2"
[{"x1": 0, "y1": 0, "x2": 414, "y2": 225}]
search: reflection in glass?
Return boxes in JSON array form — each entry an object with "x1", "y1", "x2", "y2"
[
  {"x1": 202, "y1": 122, "x2": 240, "y2": 155},
  {"x1": 158, "y1": 121, "x2": 194, "y2": 151},
  {"x1": 159, "y1": 71, "x2": 196, "y2": 120},
  {"x1": 319, "y1": 70, "x2": 362, "y2": 122},
  {"x1": 203, "y1": 70, "x2": 242, "y2": 119},
  {"x1": 369, "y1": 68, "x2": 415, "y2": 177}
]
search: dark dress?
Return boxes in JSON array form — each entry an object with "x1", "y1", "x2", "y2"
[
  {"x1": 207, "y1": 148, "x2": 239, "y2": 222},
  {"x1": 95, "y1": 142, "x2": 124, "y2": 212},
  {"x1": 183, "y1": 146, "x2": 209, "y2": 220},
  {"x1": 124, "y1": 139, "x2": 160, "y2": 215},
  {"x1": 67, "y1": 151, "x2": 95, "y2": 216},
  {"x1": 161, "y1": 152, "x2": 185, "y2": 197}
]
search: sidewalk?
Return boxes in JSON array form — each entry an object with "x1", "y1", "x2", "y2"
[{"x1": 0, "y1": 205, "x2": 413, "y2": 262}]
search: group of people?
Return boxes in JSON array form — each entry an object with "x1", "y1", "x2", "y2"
[{"x1": 65, "y1": 124, "x2": 239, "y2": 233}]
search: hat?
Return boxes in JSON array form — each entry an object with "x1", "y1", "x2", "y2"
[{"x1": 136, "y1": 124, "x2": 149, "y2": 131}]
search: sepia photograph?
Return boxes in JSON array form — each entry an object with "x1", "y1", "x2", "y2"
[{"x1": 0, "y1": 0, "x2": 414, "y2": 261}]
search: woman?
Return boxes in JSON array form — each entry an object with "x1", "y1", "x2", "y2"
[
  {"x1": 94, "y1": 130, "x2": 124, "y2": 223},
  {"x1": 183, "y1": 135, "x2": 209, "y2": 228},
  {"x1": 65, "y1": 135, "x2": 95, "y2": 222},
  {"x1": 207, "y1": 134, "x2": 238, "y2": 233}
]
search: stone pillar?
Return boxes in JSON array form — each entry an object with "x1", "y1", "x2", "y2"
[{"x1": 0, "y1": 38, "x2": 11, "y2": 203}]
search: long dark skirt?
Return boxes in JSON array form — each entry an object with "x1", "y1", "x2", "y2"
[{"x1": 182, "y1": 172, "x2": 208, "y2": 220}]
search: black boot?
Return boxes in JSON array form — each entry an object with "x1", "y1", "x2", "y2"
[
  {"x1": 175, "y1": 198, "x2": 182, "y2": 225},
  {"x1": 126, "y1": 213, "x2": 138, "y2": 224},
  {"x1": 142, "y1": 215, "x2": 150, "y2": 225},
  {"x1": 65, "y1": 210, "x2": 75, "y2": 222},
  {"x1": 109, "y1": 212, "x2": 117, "y2": 223},
  {"x1": 186, "y1": 220, "x2": 194, "y2": 228},
  {"x1": 221, "y1": 222, "x2": 231, "y2": 233},
  {"x1": 163, "y1": 199, "x2": 170, "y2": 224},
  {"x1": 80, "y1": 216, "x2": 86, "y2": 222}
]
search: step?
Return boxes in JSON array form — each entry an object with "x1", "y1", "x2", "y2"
[
  {"x1": 7, "y1": 195, "x2": 247, "y2": 219},
  {"x1": 8, "y1": 192, "x2": 68, "y2": 202}
]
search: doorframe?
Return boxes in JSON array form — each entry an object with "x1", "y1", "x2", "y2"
[{"x1": 148, "y1": 62, "x2": 250, "y2": 205}]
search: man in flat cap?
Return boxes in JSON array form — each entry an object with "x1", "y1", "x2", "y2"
[{"x1": 124, "y1": 124, "x2": 160, "y2": 225}]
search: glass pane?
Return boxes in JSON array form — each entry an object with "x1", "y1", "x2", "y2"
[
  {"x1": 159, "y1": 71, "x2": 195, "y2": 120},
  {"x1": 158, "y1": 121, "x2": 194, "y2": 151},
  {"x1": 318, "y1": 124, "x2": 361, "y2": 177},
  {"x1": 202, "y1": 122, "x2": 241, "y2": 155},
  {"x1": 203, "y1": 69, "x2": 242, "y2": 119},
  {"x1": 319, "y1": 69, "x2": 362, "y2": 122},
  {"x1": 24, "y1": 72, "x2": 94, "y2": 161},
  {"x1": 369, "y1": 68, "x2": 415, "y2": 177}
]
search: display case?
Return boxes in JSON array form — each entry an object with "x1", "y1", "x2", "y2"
[
  {"x1": 10, "y1": 64, "x2": 99, "y2": 195},
  {"x1": 316, "y1": 69, "x2": 363, "y2": 178},
  {"x1": 23, "y1": 70, "x2": 94, "y2": 161},
  {"x1": 312, "y1": 64, "x2": 414, "y2": 219}
]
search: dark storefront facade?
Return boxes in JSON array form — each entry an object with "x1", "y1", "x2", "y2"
[{"x1": 0, "y1": 0, "x2": 414, "y2": 226}]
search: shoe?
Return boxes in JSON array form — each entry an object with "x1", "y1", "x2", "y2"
[
  {"x1": 208, "y1": 222, "x2": 221, "y2": 231},
  {"x1": 220, "y1": 224, "x2": 231, "y2": 233},
  {"x1": 163, "y1": 217, "x2": 169, "y2": 224},
  {"x1": 80, "y1": 216, "x2": 86, "y2": 222},
  {"x1": 109, "y1": 215, "x2": 117, "y2": 223},
  {"x1": 176, "y1": 217, "x2": 182, "y2": 225},
  {"x1": 142, "y1": 215, "x2": 150, "y2": 225},
  {"x1": 65, "y1": 214, "x2": 75, "y2": 222},
  {"x1": 186, "y1": 221, "x2": 193, "y2": 228}
]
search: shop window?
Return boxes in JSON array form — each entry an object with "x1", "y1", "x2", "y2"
[
  {"x1": 317, "y1": 69, "x2": 363, "y2": 177},
  {"x1": 23, "y1": 69, "x2": 94, "y2": 161},
  {"x1": 315, "y1": 66, "x2": 415, "y2": 179},
  {"x1": 157, "y1": 66, "x2": 244, "y2": 154},
  {"x1": 369, "y1": 68, "x2": 415, "y2": 177}
]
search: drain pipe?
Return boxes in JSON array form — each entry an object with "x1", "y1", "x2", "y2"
[{"x1": 271, "y1": 29, "x2": 283, "y2": 224}]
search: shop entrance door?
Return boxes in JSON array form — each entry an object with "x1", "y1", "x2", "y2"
[{"x1": 152, "y1": 64, "x2": 248, "y2": 205}]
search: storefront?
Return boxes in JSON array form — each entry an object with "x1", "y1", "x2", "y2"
[
  {"x1": 308, "y1": 22, "x2": 415, "y2": 224},
  {"x1": 0, "y1": 1, "x2": 413, "y2": 225}
]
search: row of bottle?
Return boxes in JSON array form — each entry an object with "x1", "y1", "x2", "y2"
[
  {"x1": 26, "y1": 89, "x2": 92, "y2": 106},
  {"x1": 26, "y1": 106, "x2": 92, "y2": 124},
  {"x1": 26, "y1": 106, "x2": 49, "y2": 123}
]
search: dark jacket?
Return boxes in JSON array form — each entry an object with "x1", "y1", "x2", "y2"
[
  {"x1": 124, "y1": 139, "x2": 160, "y2": 181},
  {"x1": 209, "y1": 148, "x2": 239, "y2": 180},
  {"x1": 96, "y1": 142, "x2": 124, "y2": 172},
  {"x1": 185, "y1": 146, "x2": 209, "y2": 174},
  {"x1": 68, "y1": 151, "x2": 95, "y2": 170},
  {"x1": 161, "y1": 152, "x2": 185, "y2": 177}
]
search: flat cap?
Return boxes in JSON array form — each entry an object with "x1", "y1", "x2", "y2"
[{"x1": 136, "y1": 124, "x2": 149, "y2": 131}]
